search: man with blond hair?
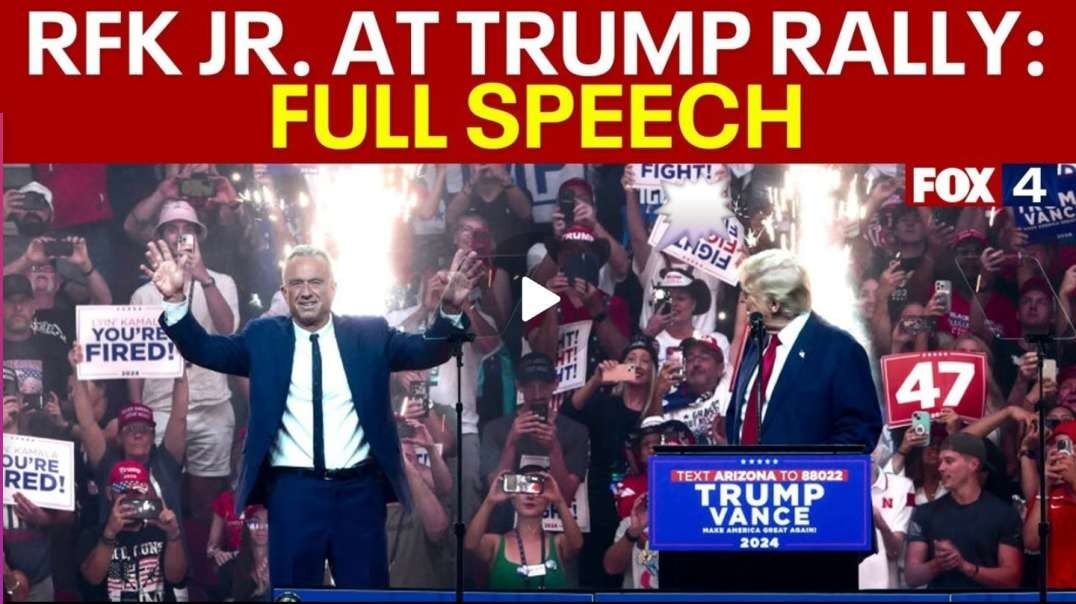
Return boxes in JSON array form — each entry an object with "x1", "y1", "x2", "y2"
[{"x1": 726, "y1": 249, "x2": 882, "y2": 449}]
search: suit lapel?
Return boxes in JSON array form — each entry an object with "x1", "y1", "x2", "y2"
[
  {"x1": 762, "y1": 313, "x2": 818, "y2": 436},
  {"x1": 331, "y1": 315, "x2": 363, "y2": 417},
  {"x1": 273, "y1": 317, "x2": 296, "y2": 423},
  {"x1": 730, "y1": 339, "x2": 761, "y2": 444}
]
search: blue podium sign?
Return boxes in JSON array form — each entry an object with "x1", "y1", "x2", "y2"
[{"x1": 648, "y1": 453, "x2": 872, "y2": 552}]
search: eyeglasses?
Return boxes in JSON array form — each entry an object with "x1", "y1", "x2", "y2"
[
  {"x1": 246, "y1": 521, "x2": 267, "y2": 530},
  {"x1": 121, "y1": 424, "x2": 153, "y2": 436}
]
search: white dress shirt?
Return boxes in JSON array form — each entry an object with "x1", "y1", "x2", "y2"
[
  {"x1": 272, "y1": 320, "x2": 368, "y2": 469},
  {"x1": 163, "y1": 299, "x2": 465, "y2": 470},
  {"x1": 738, "y1": 312, "x2": 810, "y2": 440}
]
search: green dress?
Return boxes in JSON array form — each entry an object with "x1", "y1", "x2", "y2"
[{"x1": 487, "y1": 533, "x2": 567, "y2": 590}]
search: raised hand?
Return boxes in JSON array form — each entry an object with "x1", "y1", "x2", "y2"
[
  {"x1": 441, "y1": 249, "x2": 482, "y2": 313},
  {"x1": 140, "y1": 240, "x2": 190, "y2": 302}
]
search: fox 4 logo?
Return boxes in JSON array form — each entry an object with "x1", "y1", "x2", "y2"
[{"x1": 909, "y1": 167, "x2": 998, "y2": 207}]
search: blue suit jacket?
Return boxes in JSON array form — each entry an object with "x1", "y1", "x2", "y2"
[
  {"x1": 725, "y1": 312, "x2": 882, "y2": 450},
  {"x1": 161, "y1": 309, "x2": 468, "y2": 514}
]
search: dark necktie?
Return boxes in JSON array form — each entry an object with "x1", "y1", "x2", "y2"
[
  {"x1": 310, "y1": 333, "x2": 325, "y2": 474},
  {"x1": 741, "y1": 334, "x2": 781, "y2": 445}
]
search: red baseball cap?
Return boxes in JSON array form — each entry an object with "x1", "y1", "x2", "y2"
[
  {"x1": 118, "y1": 404, "x2": 156, "y2": 430},
  {"x1": 682, "y1": 335, "x2": 725, "y2": 363},
  {"x1": 1019, "y1": 277, "x2": 1052, "y2": 300},
  {"x1": 954, "y1": 229, "x2": 988, "y2": 247},
  {"x1": 1049, "y1": 420, "x2": 1076, "y2": 445},
  {"x1": 109, "y1": 460, "x2": 150, "y2": 494}
]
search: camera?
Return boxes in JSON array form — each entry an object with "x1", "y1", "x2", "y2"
[
  {"x1": 562, "y1": 251, "x2": 601, "y2": 288},
  {"x1": 22, "y1": 393, "x2": 43, "y2": 411},
  {"x1": 1054, "y1": 434, "x2": 1071, "y2": 454},
  {"x1": 43, "y1": 239, "x2": 75, "y2": 258},
  {"x1": 19, "y1": 191, "x2": 50, "y2": 211},
  {"x1": 530, "y1": 403, "x2": 549, "y2": 423},
  {"x1": 407, "y1": 381, "x2": 431, "y2": 418},
  {"x1": 934, "y1": 280, "x2": 952, "y2": 315},
  {"x1": 178, "y1": 233, "x2": 196, "y2": 254},
  {"x1": 127, "y1": 497, "x2": 163, "y2": 520},
  {"x1": 397, "y1": 421, "x2": 416, "y2": 439},
  {"x1": 652, "y1": 288, "x2": 672, "y2": 315},
  {"x1": 179, "y1": 173, "x2": 216, "y2": 198},
  {"x1": 557, "y1": 188, "x2": 576, "y2": 224},
  {"x1": 502, "y1": 473, "x2": 544, "y2": 495},
  {"x1": 900, "y1": 317, "x2": 933, "y2": 335}
]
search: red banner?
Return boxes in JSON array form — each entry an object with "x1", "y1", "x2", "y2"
[
  {"x1": 881, "y1": 351, "x2": 988, "y2": 428},
  {"x1": 1, "y1": 1, "x2": 1075, "y2": 161}
]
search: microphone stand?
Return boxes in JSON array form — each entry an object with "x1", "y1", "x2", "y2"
[
  {"x1": 1026, "y1": 332, "x2": 1051, "y2": 604},
  {"x1": 750, "y1": 314, "x2": 766, "y2": 444},
  {"x1": 447, "y1": 330, "x2": 475, "y2": 604}
]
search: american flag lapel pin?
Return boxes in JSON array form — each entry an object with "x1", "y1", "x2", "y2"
[{"x1": 798, "y1": 350, "x2": 806, "y2": 359}]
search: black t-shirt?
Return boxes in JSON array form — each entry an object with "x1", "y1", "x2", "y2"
[
  {"x1": 907, "y1": 491, "x2": 1022, "y2": 589},
  {"x1": 33, "y1": 305, "x2": 76, "y2": 346},
  {"x1": 560, "y1": 390, "x2": 640, "y2": 496},
  {"x1": 4, "y1": 333, "x2": 71, "y2": 400},
  {"x1": 77, "y1": 524, "x2": 173, "y2": 602}
]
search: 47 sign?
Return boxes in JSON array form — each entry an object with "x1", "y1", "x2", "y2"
[{"x1": 880, "y1": 352, "x2": 988, "y2": 428}]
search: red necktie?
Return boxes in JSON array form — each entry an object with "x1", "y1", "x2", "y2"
[{"x1": 741, "y1": 334, "x2": 781, "y2": 445}]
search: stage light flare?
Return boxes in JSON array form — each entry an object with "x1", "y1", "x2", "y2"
[
  {"x1": 772, "y1": 165, "x2": 871, "y2": 352},
  {"x1": 302, "y1": 164, "x2": 421, "y2": 316}
]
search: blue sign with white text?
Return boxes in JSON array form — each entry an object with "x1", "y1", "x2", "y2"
[
  {"x1": 648, "y1": 453, "x2": 872, "y2": 552},
  {"x1": 1011, "y1": 165, "x2": 1076, "y2": 243}
]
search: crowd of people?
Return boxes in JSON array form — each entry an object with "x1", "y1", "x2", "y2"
[{"x1": 3, "y1": 163, "x2": 1076, "y2": 600}]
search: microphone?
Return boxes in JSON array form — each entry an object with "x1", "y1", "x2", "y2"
[{"x1": 749, "y1": 311, "x2": 765, "y2": 334}]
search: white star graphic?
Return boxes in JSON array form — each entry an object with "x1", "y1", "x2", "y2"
[
  {"x1": 740, "y1": 459, "x2": 746, "y2": 465},
  {"x1": 655, "y1": 180, "x2": 735, "y2": 252}
]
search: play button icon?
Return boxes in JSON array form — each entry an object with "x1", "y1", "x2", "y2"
[{"x1": 521, "y1": 277, "x2": 560, "y2": 321}]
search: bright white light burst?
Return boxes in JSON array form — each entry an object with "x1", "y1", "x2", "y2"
[
  {"x1": 303, "y1": 165, "x2": 420, "y2": 316},
  {"x1": 773, "y1": 166, "x2": 870, "y2": 352}
]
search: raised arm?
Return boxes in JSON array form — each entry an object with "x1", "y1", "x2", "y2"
[
  {"x1": 144, "y1": 239, "x2": 251, "y2": 376},
  {"x1": 162, "y1": 371, "x2": 189, "y2": 464},
  {"x1": 69, "y1": 342, "x2": 108, "y2": 468}
]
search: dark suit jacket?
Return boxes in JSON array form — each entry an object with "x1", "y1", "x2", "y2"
[
  {"x1": 726, "y1": 312, "x2": 882, "y2": 450},
  {"x1": 161, "y1": 309, "x2": 469, "y2": 513}
]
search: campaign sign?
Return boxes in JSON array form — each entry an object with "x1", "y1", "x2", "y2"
[
  {"x1": 76, "y1": 305, "x2": 185, "y2": 380},
  {"x1": 553, "y1": 320, "x2": 592, "y2": 394},
  {"x1": 648, "y1": 215, "x2": 745, "y2": 285},
  {"x1": 1012, "y1": 166, "x2": 1076, "y2": 243},
  {"x1": 630, "y1": 163, "x2": 728, "y2": 188},
  {"x1": 3, "y1": 433, "x2": 76, "y2": 512},
  {"x1": 649, "y1": 453, "x2": 871, "y2": 552},
  {"x1": 881, "y1": 351, "x2": 987, "y2": 428}
]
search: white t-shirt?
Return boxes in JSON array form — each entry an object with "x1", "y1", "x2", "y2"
[
  {"x1": 385, "y1": 304, "x2": 500, "y2": 435},
  {"x1": 614, "y1": 517, "x2": 659, "y2": 589},
  {"x1": 634, "y1": 251, "x2": 723, "y2": 336},
  {"x1": 130, "y1": 270, "x2": 239, "y2": 411},
  {"x1": 858, "y1": 471, "x2": 915, "y2": 589}
]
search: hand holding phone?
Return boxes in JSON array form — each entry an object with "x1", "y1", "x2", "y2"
[
  {"x1": 910, "y1": 411, "x2": 932, "y2": 447},
  {"x1": 1044, "y1": 359, "x2": 1059, "y2": 384},
  {"x1": 602, "y1": 364, "x2": 637, "y2": 383}
]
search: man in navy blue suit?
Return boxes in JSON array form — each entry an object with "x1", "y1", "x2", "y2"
[
  {"x1": 143, "y1": 240, "x2": 483, "y2": 589},
  {"x1": 726, "y1": 249, "x2": 882, "y2": 450}
]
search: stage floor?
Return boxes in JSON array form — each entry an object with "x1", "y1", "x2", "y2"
[{"x1": 270, "y1": 590, "x2": 1076, "y2": 602}]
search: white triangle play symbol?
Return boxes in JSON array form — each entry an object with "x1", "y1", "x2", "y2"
[{"x1": 521, "y1": 277, "x2": 560, "y2": 322}]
